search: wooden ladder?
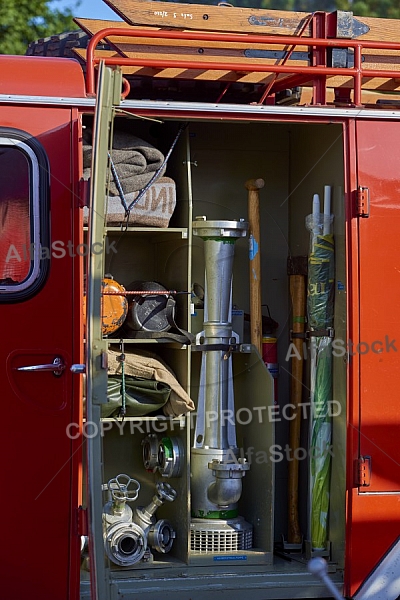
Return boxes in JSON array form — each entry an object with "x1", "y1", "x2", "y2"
[{"x1": 73, "y1": 0, "x2": 400, "y2": 106}]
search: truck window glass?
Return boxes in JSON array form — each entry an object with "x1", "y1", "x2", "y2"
[
  {"x1": 0, "y1": 135, "x2": 48, "y2": 298},
  {"x1": 0, "y1": 145, "x2": 30, "y2": 284}
]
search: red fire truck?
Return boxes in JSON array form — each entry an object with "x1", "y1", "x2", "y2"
[{"x1": 1, "y1": 2, "x2": 400, "y2": 599}]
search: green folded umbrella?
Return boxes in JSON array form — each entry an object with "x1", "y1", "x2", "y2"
[{"x1": 306, "y1": 212, "x2": 334, "y2": 550}]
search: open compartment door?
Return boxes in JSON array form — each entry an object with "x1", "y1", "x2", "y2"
[
  {"x1": 85, "y1": 62, "x2": 122, "y2": 600},
  {"x1": 349, "y1": 119, "x2": 400, "y2": 597}
]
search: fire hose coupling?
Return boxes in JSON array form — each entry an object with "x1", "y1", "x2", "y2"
[
  {"x1": 158, "y1": 437, "x2": 184, "y2": 478},
  {"x1": 142, "y1": 433, "x2": 159, "y2": 472},
  {"x1": 132, "y1": 482, "x2": 177, "y2": 557},
  {"x1": 102, "y1": 476, "x2": 177, "y2": 566},
  {"x1": 142, "y1": 434, "x2": 184, "y2": 478},
  {"x1": 148, "y1": 519, "x2": 176, "y2": 554},
  {"x1": 102, "y1": 474, "x2": 144, "y2": 566},
  {"x1": 207, "y1": 458, "x2": 250, "y2": 507},
  {"x1": 104, "y1": 521, "x2": 147, "y2": 567}
]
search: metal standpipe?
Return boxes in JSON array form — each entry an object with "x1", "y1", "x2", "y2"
[{"x1": 190, "y1": 217, "x2": 253, "y2": 553}]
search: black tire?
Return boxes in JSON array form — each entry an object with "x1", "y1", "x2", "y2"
[{"x1": 26, "y1": 30, "x2": 110, "y2": 58}]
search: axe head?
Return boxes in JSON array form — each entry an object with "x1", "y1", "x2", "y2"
[{"x1": 287, "y1": 255, "x2": 308, "y2": 276}]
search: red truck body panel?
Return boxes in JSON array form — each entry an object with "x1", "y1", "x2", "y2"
[
  {"x1": 0, "y1": 103, "x2": 83, "y2": 600},
  {"x1": 0, "y1": 56, "x2": 86, "y2": 97},
  {"x1": 1, "y1": 8, "x2": 400, "y2": 597},
  {"x1": 345, "y1": 119, "x2": 400, "y2": 596}
]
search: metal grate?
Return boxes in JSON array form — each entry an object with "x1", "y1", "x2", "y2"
[{"x1": 190, "y1": 518, "x2": 253, "y2": 553}]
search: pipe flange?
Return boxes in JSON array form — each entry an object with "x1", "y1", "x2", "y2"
[
  {"x1": 104, "y1": 521, "x2": 147, "y2": 566},
  {"x1": 192, "y1": 217, "x2": 248, "y2": 239},
  {"x1": 142, "y1": 434, "x2": 159, "y2": 471},
  {"x1": 158, "y1": 436, "x2": 184, "y2": 478},
  {"x1": 148, "y1": 519, "x2": 176, "y2": 554},
  {"x1": 208, "y1": 459, "x2": 250, "y2": 478}
]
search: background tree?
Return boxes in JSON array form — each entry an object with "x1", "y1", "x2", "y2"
[
  {"x1": 0, "y1": 0, "x2": 80, "y2": 55},
  {"x1": 335, "y1": 0, "x2": 399, "y2": 18},
  {"x1": 2, "y1": 0, "x2": 399, "y2": 56}
]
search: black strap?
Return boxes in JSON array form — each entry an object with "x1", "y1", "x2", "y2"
[
  {"x1": 291, "y1": 329, "x2": 334, "y2": 341},
  {"x1": 308, "y1": 328, "x2": 334, "y2": 338},
  {"x1": 192, "y1": 344, "x2": 239, "y2": 352},
  {"x1": 290, "y1": 331, "x2": 307, "y2": 340},
  {"x1": 126, "y1": 123, "x2": 188, "y2": 214},
  {"x1": 127, "y1": 329, "x2": 195, "y2": 345}
]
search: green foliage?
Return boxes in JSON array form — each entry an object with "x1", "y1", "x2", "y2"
[
  {"x1": 1, "y1": 0, "x2": 399, "y2": 57},
  {"x1": 0, "y1": 0, "x2": 80, "y2": 55},
  {"x1": 335, "y1": 0, "x2": 400, "y2": 18},
  {"x1": 249, "y1": 0, "x2": 400, "y2": 16}
]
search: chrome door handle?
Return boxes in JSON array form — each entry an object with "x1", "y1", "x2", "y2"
[{"x1": 16, "y1": 356, "x2": 65, "y2": 376}]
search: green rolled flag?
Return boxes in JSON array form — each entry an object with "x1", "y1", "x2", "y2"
[{"x1": 306, "y1": 194, "x2": 334, "y2": 550}]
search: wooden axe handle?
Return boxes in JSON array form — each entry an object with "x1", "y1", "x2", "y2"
[
  {"x1": 245, "y1": 178, "x2": 265, "y2": 355},
  {"x1": 287, "y1": 273, "x2": 306, "y2": 544}
]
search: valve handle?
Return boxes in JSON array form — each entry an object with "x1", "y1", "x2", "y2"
[
  {"x1": 108, "y1": 473, "x2": 140, "y2": 503},
  {"x1": 156, "y1": 482, "x2": 177, "y2": 503}
]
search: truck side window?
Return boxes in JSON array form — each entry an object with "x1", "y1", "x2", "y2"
[
  {"x1": 0, "y1": 146, "x2": 30, "y2": 284},
  {"x1": 0, "y1": 132, "x2": 49, "y2": 300}
]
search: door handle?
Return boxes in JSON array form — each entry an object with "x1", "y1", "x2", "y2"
[{"x1": 16, "y1": 356, "x2": 65, "y2": 376}]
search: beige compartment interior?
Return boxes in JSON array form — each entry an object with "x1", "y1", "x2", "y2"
[{"x1": 83, "y1": 116, "x2": 347, "y2": 588}]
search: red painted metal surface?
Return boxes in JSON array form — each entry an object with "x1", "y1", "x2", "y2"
[
  {"x1": 0, "y1": 56, "x2": 86, "y2": 98},
  {"x1": 69, "y1": 107, "x2": 85, "y2": 598},
  {"x1": 345, "y1": 117, "x2": 363, "y2": 598},
  {"x1": 357, "y1": 120, "x2": 400, "y2": 493},
  {"x1": 0, "y1": 105, "x2": 82, "y2": 600},
  {"x1": 345, "y1": 119, "x2": 400, "y2": 596},
  {"x1": 311, "y1": 12, "x2": 328, "y2": 106}
]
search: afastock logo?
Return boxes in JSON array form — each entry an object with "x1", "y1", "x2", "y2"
[
  {"x1": 5, "y1": 240, "x2": 118, "y2": 262},
  {"x1": 285, "y1": 335, "x2": 397, "y2": 361},
  {"x1": 231, "y1": 444, "x2": 334, "y2": 464}
]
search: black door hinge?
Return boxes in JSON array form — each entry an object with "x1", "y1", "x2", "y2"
[
  {"x1": 355, "y1": 455, "x2": 372, "y2": 487},
  {"x1": 356, "y1": 186, "x2": 370, "y2": 217}
]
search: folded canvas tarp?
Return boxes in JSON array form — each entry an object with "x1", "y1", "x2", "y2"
[
  {"x1": 83, "y1": 130, "x2": 166, "y2": 195},
  {"x1": 107, "y1": 349, "x2": 195, "y2": 418}
]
